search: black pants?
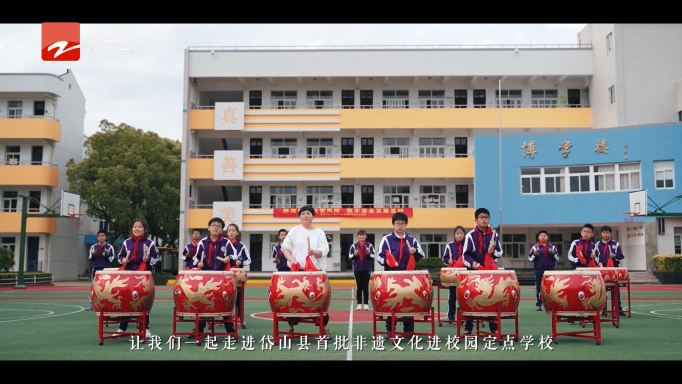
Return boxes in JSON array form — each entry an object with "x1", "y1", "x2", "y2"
[
  {"x1": 198, "y1": 316, "x2": 234, "y2": 332},
  {"x1": 288, "y1": 314, "x2": 329, "y2": 327},
  {"x1": 534, "y1": 270, "x2": 545, "y2": 307},
  {"x1": 465, "y1": 318, "x2": 497, "y2": 332},
  {"x1": 119, "y1": 315, "x2": 150, "y2": 331},
  {"x1": 354, "y1": 270, "x2": 370, "y2": 305},
  {"x1": 386, "y1": 317, "x2": 413, "y2": 333},
  {"x1": 447, "y1": 287, "x2": 457, "y2": 320}
]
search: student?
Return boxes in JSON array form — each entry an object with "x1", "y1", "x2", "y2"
[
  {"x1": 528, "y1": 230, "x2": 560, "y2": 311},
  {"x1": 86, "y1": 230, "x2": 115, "y2": 311},
  {"x1": 461, "y1": 208, "x2": 502, "y2": 335},
  {"x1": 182, "y1": 229, "x2": 202, "y2": 270},
  {"x1": 595, "y1": 225, "x2": 626, "y2": 315},
  {"x1": 272, "y1": 229, "x2": 289, "y2": 271},
  {"x1": 114, "y1": 219, "x2": 158, "y2": 338},
  {"x1": 226, "y1": 223, "x2": 250, "y2": 329},
  {"x1": 568, "y1": 224, "x2": 597, "y2": 269},
  {"x1": 349, "y1": 229, "x2": 376, "y2": 311},
  {"x1": 442, "y1": 226, "x2": 466, "y2": 321},
  {"x1": 376, "y1": 212, "x2": 425, "y2": 337}
]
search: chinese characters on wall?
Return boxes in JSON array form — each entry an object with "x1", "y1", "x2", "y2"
[{"x1": 519, "y1": 139, "x2": 618, "y2": 159}]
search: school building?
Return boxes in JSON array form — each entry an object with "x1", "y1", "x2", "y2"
[
  {"x1": 179, "y1": 24, "x2": 682, "y2": 273},
  {"x1": 0, "y1": 70, "x2": 87, "y2": 281}
]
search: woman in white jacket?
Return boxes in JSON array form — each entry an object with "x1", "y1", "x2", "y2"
[{"x1": 281, "y1": 205, "x2": 331, "y2": 338}]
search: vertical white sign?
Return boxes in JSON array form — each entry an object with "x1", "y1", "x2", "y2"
[
  {"x1": 213, "y1": 201, "x2": 243, "y2": 229},
  {"x1": 214, "y1": 102, "x2": 244, "y2": 131},
  {"x1": 213, "y1": 150, "x2": 244, "y2": 180}
]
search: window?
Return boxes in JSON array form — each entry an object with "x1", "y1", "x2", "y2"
[
  {"x1": 569, "y1": 166, "x2": 591, "y2": 192},
  {"x1": 606, "y1": 33, "x2": 613, "y2": 53},
  {"x1": 454, "y1": 90, "x2": 467, "y2": 108},
  {"x1": 270, "y1": 186, "x2": 296, "y2": 208},
  {"x1": 455, "y1": 137, "x2": 467, "y2": 158},
  {"x1": 306, "y1": 186, "x2": 333, "y2": 206},
  {"x1": 361, "y1": 138, "x2": 374, "y2": 158},
  {"x1": 674, "y1": 227, "x2": 682, "y2": 254},
  {"x1": 619, "y1": 163, "x2": 641, "y2": 190},
  {"x1": 654, "y1": 160, "x2": 674, "y2": 189},
  {"x1": 473, "y1": 90, "x2": 486, "y2": 108},
  {"x1": 657, "y1": 218, "x2": 666, "y2": 235},
  {"x1": 549, "y1": 234, "x2": 563, "y2": 256},
  {"x1": 496, "y1": 90, "x2": 522, "y2": 108},
  {"x1": 593, "y1": 164, "x2": 616, "y2": 191},
  {"x1": 532, "y1": 90, "x2": 558, "y2": 108},
  {"x1": 250, "y1": 138, "x2": 263, "y2": 158},
  {"x1": 341, "y1": 186, "x2": 354, "y2": 208},
  {"x1": 609, "y1": 86, "x2": 615, "y2": 105},
  {"x1": 249, "y1": 186, "x2": 262, "y2": 208},
  {"x1": 270, "y1": 139, "x2": 296, "y2": 158},
  {"x1": 341, "y1": 138, "x2": 353, "y2": 158},
  {"x1": 2, "y1": 191, "x2": 18, "y2": 212},
  {"x1": 249, "y1": 91, "x2": 262, "y2": 109},
  {"x1": 521, "y1": 168, "x2": 541, "y2": 194},
  {"x1": 383, "y1": 138, "x2": 409, "y2": 158},
  {"x1": 6, "y1": 146, "x2": 20, "y2": 165},
  {"x1": 419, "y1": 138, "x2": 445, "y2": 158},
  {"x1": 1, "y1": 237, "x2": 15, "y2": 254},
  {"x1": 360, "y1": 90, "x2": 373, "y2": 109},
  {"x1": 342, "y1": 90, "x2": 354, "y2": 109},
  {"x1": 28, "y1": 191, "x2": 41, "y2": 213},
  {"x1": 420, "y1": 186, "x2": 446, "y2": 208},
  {"x1": 420, "y1": 234, "x2": 448, "y2": 258},
  {"x1": 383, "y1": 186, "x2": 410, "y2": 208},
  {"x1": 543, "y1": 167, "x2": 565, "y2": 193},
  {"x1": 270, "y1": 234, "x2": 281, "y2": 258},
  {"x1": 8, "y1": 101, "x2": 22, "y2": 118},
  {"x1": 306, "y1": 138, "x2": 333, "y2": 158},
  {"x1": 34, "y1": 101, "x2": 45, "y2": 116},
  {"x1": 382, "y1": 90, "x2": 409, "y2": 109},
  {"x1": 418, "y1": 90, "x2": 445, "y2": 108},
  {"x1": 567, "y1": 89, "x2": 581, "y2": 107},
  {"x1": 271, "y1": 91, "x2": 297, "y2": 109},
  {"x1": 501, "y1": 234, "x2": 526, "y2": 259},
  {"x1": 361, "y1": 186, "x2": 374, "y2": 208},
  {"x1": 306, "y1": 91, "x2": 332, "y2": 109},
  {"x1": 455, "y1": 185, "x2": 469, "y2": 208}
]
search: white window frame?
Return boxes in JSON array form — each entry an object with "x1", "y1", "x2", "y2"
[
  {"x1": 619, "y1": 163, "x2": 641, "y2": 190},
  {"x1": 495, "y1": 90, "x2": 522, "y2": 108},
  {"x1": 593, "y1": 164, "x2": 616, "y2": 192},
  {"x1": 270, "y1": 186, "x2": 297, "y2": 208},
  {"x1": 382, "y1": 90, "x2": 409, "y2": 109},
  {"x1": 419, "y1": 186, "x2": 446, "y2": 208},
  {"x1": 606, "y1": 33, "x2": 613, "y2": 53},
  {"x1": 383, "y1": 186, "x2": 410, "y2": 208},
  {"x1": 419, "y1": 138, "x2": 445, "y2": 158},
  {"x1": 654, "y1": 160, "x2": 674, "y2": 189},
  {"x1": 5, "y1": 146, "x2": 20, "y2": 165},
  {"x1": 609, "y1": 86, "x2": 615, "y2": 105},
  {"x1": 270, "y1": 138, "x2": 297, "y2": 158},
  {"x1": 306, "y1": 186, "x2": 334, "y2": 206},
  {"x1": 501, "y1": 233, "x2": 526, "y2": 259},
  {"x1": 520, "y1": 168, "x2": 542, "y2": 194},
  {"x1": 418, "y1": 90, "x2": 445, "y2": 108},
  {"x1": 543, "y1": 167, "x2": 566, "y2": 194},
  {"x1": 420, "y1": 234, "x2": 448, "y2": 258},
  {"x1": 2, "y1": 191, "x2": 19, "y2": 212},
  {"x1": 306, "y1": 91, "x2": 333, "y2": 109},
  {"x1": 383, "y1": 138, "x2": 409, "y2": 158},
  {"x1": 531, "y1": 90, "x2": 558, "y2": 108},
  {"x1": 8, "y1": 101, "x2": 22, "y2": 118},
  {"x1": 520, "y1": 162, "x2": 641, "y2": 195},
  {"x1": 674, "y1": 227, "x2": 682, "y2": 254},
  {"x1": 306, "y1": 138, "x2": 333, "y2": 158},
  {"x1": 271, "y1": 91, "x2": 297, "y2": 109}
]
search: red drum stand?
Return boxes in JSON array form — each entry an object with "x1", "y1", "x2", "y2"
[{"x1": 97, "y1": 309, "x2": 148, "y2": 346}]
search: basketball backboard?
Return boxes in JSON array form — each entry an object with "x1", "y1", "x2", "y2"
[
  {"x1": 61, "y1": 190, "x2": 81, "y2": 217},
  {"x1": 628, "y1": 189, "x2": 647, "y2": 216}
]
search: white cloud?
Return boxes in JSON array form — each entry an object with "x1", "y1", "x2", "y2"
[{"x1": 0, "y1": 24, "x2": 587, "y2": 142}]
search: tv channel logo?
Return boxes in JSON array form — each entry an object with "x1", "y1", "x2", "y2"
[{"x1": 42, "y1": 22, "x2": 80, "y2": 61}]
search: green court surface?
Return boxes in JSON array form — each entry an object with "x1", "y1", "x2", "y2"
[{"x1": 1, "y1": 284, "x2": 681, "y2": 360}]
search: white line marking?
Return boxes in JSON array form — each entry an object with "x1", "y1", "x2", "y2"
[
  {"x1": 0, "y1": 303, "x2": 85, "y2": 323},
  {"x1": 347, "y1": 286, "x2": 354, "y2": 361},
  {"x1": 0, "y1": 308, "x2": 55, "y2": 320}
]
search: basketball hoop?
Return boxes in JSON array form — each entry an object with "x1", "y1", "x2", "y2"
[
  {"x1": 622, "y1": 212, "x2": 638, "y2": 223},
  {"x1": 70, "y1": 214, "x2": 86, "y2": 229}
]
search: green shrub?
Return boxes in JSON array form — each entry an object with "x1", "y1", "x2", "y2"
[
  {"x1": 416, "y1": 257, "x2": 445, "y2": 268},
  {"x1": 0, "y1": 247, "x2": 14, "y2": 272},
  {"x1": 652, "y1": 255, "x2": 682, "y2": 272}
]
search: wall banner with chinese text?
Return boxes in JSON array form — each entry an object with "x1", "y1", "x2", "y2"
[
  {"x1": 273, "y1": 207, "x2": 413, "y2": 217},
  {"x1": 213, "y1": 150, "x2": 244, "y2": 180},
  {"x1": 214, "y1": 102, "x2": 244, "y2": 131},
  {"x1": 213, "y1": 201, "x2": 242, "y2": 229}
]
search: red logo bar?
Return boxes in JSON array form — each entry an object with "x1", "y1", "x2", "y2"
[{"x1": 42, "y1": 22, "x2": 80, "y2": 61}]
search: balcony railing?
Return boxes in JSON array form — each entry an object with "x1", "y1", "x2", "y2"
[
  {"x1": 0, "y1": 115, "x2": 59, "y2": 121},
  {"x1": 190, "y1": 153, "x2": 470, "y2": 159},
  {"x1": 0, "y1": 161, "x2": 58, "y2": 167},
  {"x1": 192, "y1": 104, "x2": 590, "y2": 110},
  {"x1": 190, "y1": 203, "x2": 468, "y2": 210},
  {"x1": 188, "y1": 44, "x2": 592, "y2": 51}
]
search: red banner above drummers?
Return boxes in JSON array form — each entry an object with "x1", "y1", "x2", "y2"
[{"x1": 273, "y1": 207, "x2": 413, "y2": 218}]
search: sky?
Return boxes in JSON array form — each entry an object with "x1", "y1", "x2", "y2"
[{"x1": 0, "y1": 24, "x2": 587, "y2": 143}]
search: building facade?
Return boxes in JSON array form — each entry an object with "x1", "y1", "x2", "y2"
[
  {"x1": 0, "y1": 70, "x2": 86, "y2": 280},
  {"x1": 180, "y1": 24, "x2": 682, "y2": 272}
]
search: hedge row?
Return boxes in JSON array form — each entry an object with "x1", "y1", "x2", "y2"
[{"x1": 652, "y1": 255, "x2": 682, "y2": 272}]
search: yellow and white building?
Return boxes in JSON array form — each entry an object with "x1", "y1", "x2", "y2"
[{"x1": 0, "y1": 70, "x2": 86, "y2": 280}]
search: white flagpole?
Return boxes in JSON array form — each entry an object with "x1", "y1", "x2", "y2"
[{"x1": 498, "y1": 79, "x2": 503, "y2": 244}]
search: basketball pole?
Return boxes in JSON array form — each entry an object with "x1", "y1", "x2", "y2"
[
  {"x1": 498, "y1": 79, "x2": 503, "y2": 241},
  {"x1": 15, "y1": 195, "x2": 61, "y2": 289}
]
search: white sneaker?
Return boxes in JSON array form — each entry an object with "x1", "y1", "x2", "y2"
[
  {"x1": 113, "y1": 328, "x2": 125, "y2": 336},
  {"x1": 356, "y1": 304, "x2": 362, "y2": 310},
  {"x1": 364, "y1": 304, "x2": 370, "y2": 310},
  {"x1": 146, "y1": 329, "x2": 152, "y2": 339}
]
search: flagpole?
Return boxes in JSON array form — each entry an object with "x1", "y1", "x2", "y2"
[{"x1": 498, "y1": 79, "x2": 502, "y2": 243}]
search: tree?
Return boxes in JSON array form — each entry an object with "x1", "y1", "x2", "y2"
[
  {"x1": 66, "y1": 120, "x2": 181, "y2": 248},
  {"x1": 0, "y1": 246, "x2": 14, "y2": 272}
]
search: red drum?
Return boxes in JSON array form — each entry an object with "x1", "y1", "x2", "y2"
[
  {"x1": 268, "y1": 271, "x2": 331, "y2": 316},
  {"x1": 456, "y1": 270, "x2": 520, "y2": 317},
  {"x1": 578, "y1": 267, "x2": 619, "y2": 286},
  {"x1": 541, "y1": 270, "x2": 606, "y2": 316},
  {"x1": 616, "y1": 268, "x2": 629, "y2": 283},
  {"x1": 440, "y1": 268, "x2": 466, "y2": 287},
  {"x1": 369, "y1": 270, "x2": 433, "y2": 316},
  {"x1": 173, "y1": 270, "x2": 237, "y2": 317},
  {"x1": 231, "y1": 268, "x2": 248, "y2": 287},
  {"x1": 91, "y1": 270, "x2": 155, "y2": 316}
]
